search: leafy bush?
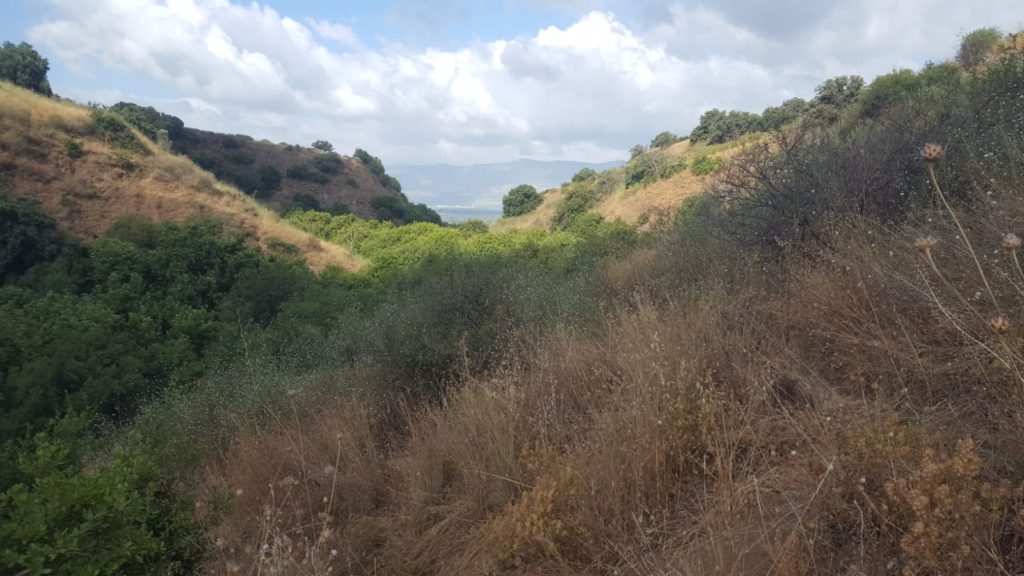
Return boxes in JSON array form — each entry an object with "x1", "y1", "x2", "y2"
[
  {"x1": 571, "y1": 168, "x2": 597, "y2": 183},
  {"x1": 313, "y1": 152, "x2": 343, "y2": 174},
  {"x1": 89, "y1": 109, "x2": 144, "y2": 152},
  {"x1": 0, "y1": 196, "x2": 66, "y2": 279},
  {"x1": 109, "y1": 102, "x2": 185, "y2": 144},
  {"x1": 354, "y1": 148, "x2": 385, "y2": 178},
  {"x1": 290, "y1": 193, "x2": 321, "y2": 212},
  {"x1": 0, "y1": 420, "x2": 205, "y2": 575},
  {"x1": 255, "y1": 165, "x2": 281, "y2": 198},
  {"x1": 958, "y1": 27, "x2": 1004, "y2": 70},
  {"x1": 689, "y1": 109, "x2": 763, "y2": 144},
  {"x1": 761, "y1": 97, "x2": 808, "y2": 130},
  {"x1": 624, "y1": 149, "x2": 685, "y2": 188},
  {"x1": 502, "y1": 184, "x2": 542, "y2": 217},
  {"x1": 650, "y1": 131, "x2": 681, "y2": 149},
  {"x1": 0, "y1": 42, "x2": 52, "y2": 96},
  {"x1": 371, "y1": 196, "x2": 441, "y2": 224},
  {"x1": 690, "y1": 154, "x2": 724, "y2": 176},
  {"x1": 62, "y1": 137, "x2": 84, "y2": 159},
  {"x1": 286, "y1": 163, "x2": 329, "y2": 183},
  {"x1": 311, "y1": 140, "x2": 334, "y2": 152}
]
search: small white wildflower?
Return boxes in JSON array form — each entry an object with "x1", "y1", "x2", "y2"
[
  {"x1": 330, "y1": 549, "x2": 338, "y2": 558},
  {"x1": 789, "y1": 450, "x2": 797, "y2": 456},
  {"x1": 859, "y1": 477, "x2": 866, "y2": 484}
]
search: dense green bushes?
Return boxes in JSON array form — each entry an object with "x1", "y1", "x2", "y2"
[
  {"x1": 109, "y1": 102, "x2": 185, "y2": 145},
  {"x1": 0, "y1": 418, "x2": 205, "y2": 575},
  {"x1": 624, "y1": 149, "x2": 685, "y2": 188},
  {"x1": 90, "y1": 109, "x2": 145, "y2": 152}
]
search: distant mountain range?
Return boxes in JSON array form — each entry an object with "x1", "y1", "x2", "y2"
[{"x1": 390, "y1": 159, "x2": 624, "y2": 221}]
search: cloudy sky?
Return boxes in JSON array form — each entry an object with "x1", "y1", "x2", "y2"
[{"x1": 3, "y1": 1, "x2": 1022, "y2": 165}]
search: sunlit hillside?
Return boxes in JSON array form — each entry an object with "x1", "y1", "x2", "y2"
[{"x1": 0, "y1": 83, "x2": 362, "y2": 272}]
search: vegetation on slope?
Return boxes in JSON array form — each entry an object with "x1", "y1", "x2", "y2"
[
  {"x1": 0, "y1": 82, "x2": 361, "y2": 272},
  {"x1": 2, "y1": 27, "x2": 1024, "y2": 576}
]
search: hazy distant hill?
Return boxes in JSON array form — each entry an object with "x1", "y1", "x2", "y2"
[{"x1": 389, "y1": 159, "x2": 623, "y2": 220}]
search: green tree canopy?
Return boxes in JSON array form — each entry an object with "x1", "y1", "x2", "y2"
[
  {"x1": 311, "y1": 140, "x2": 334, "y2": 152},
  {"x1": 502, "y1": 184, "x2": 542, "y2": 218},
  {"x1": 957, "y1": 27, "x2": 1003, "y2": 70},
  {"x1": 0, "y1": 42, "x2": 51, "y2": 96},
  {"x1": 650, "y1": 131, "x2": 681, "y2": 149}
]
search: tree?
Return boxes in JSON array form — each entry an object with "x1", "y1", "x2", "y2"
[
  {"x1": 761, "y1": 98, "x2": 809, "y2": 130},
  {"x1": 690, "y1": 109, "x2": 763, "y2": 144},
  {"x1": 957, "y1": 27, "x2": 1003, "y2": 70},
  {"x1": 807, "y1": 75, "x2": 865, "y2": 123},
  {"x1": 311, "y1": 140, "x2": 334, "y2": 152},
  {"x1": 571, "y1": 168, "x2": 597, "y2": 183},
  {"x1": 502, "y1": 184, "x2": 542, "y2": 217},
  {"x1": 0, "y1": 42, "x2": 52, "y2": 96},
  {"x1": 629, "y1": 145, "x2": 646, "y2": 160},
  {"x1": 650, "y1": 131, "x2": 680, "y2": 149}
]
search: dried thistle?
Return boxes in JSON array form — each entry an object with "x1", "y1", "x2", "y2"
[
  {"x1": 989, "y1": 316, "x2": 1011, "y2": 335},
  {"x1": 921, "y1": 143, "x2": 944, "y2": 164},
  {"x1": 1003, "y1": 233, "x2": 1021, "y2": 252},
  {"x1": 915, "y1": 236, "x2": 939, "y2": 253}
]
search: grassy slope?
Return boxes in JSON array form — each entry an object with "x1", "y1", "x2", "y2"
[
  {"x1": 0, "y1": 83, "x2": 363, "y2": 272},
  {"x1": 494, "y1": 138, "x2": 748, "y2": 231},
  {"x1": 176, "y1": 128, "x2": 400, "y2": 218}
]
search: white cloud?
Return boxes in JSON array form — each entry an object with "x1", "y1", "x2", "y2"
[
  {"x1": 307, "y1": 18, "x2": 361, "y2": 48},
  {"x1": 25, "y1": 0, "x2": 1024, "y2": 167}
]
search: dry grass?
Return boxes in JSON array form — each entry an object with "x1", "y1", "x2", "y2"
[
  {"x1": 0, "y1": 82, "x2": 363, "y2": 272},
  {"x1": 491, "y1": 187, "x2": 566, "y2": 232},
  {"x1": 494, "y1": 138, "x2": 748, "y2": 231},
  {"x1": 203, "y1": 144, "x2": 1024, "y2": 574}
]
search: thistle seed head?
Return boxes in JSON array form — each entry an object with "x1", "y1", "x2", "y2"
[
  {"x1": 1003, "y1": 233, "x2": 1022, "y2": 252},
  {"x1": 989, "y1": 316, "x2": 1011, "y2": 335},
  {"x1": 915, "y1": 236, "x2": 938, "y2": 253},
  {"x1": 921, "y1": 143, "x2": 944, "y2": 164}
]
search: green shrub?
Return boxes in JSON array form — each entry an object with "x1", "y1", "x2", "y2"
[
  {"x1": 291, "y1": 193, "x2": 321, "y2": 212},
  {"x1": 255, "y1": 165, "x2": 281, "y2": 198},
  {"x1": 691, "y1": 154, "x2": 724, "y2": 176},
  {"x1": 89, "y1": 109, "x2": 144, "y2": 152},
  {"x1": 110, "y1": 151, "x2": 136, "y2": 172},
  {"x1": 0, "y1": 420, "x2": 205, "y2": 575},
  {"x1": 311, "y1": 140, "x2": 334, "y2": 152},
  {"x1": 286, "y1": 163, "x2": 328, "y2": 183},
  {"x1": 109, "y1": 102, "x2": 185, "y2": 144},
  {"x1": 502, "y1": 184, "x2": 542, "y2": 217},
  {"x1": 62, "y1": 137, "x2": 84, "y2": 160},
  {"x1": 313, "y1": 152, "x2": 343, "y2": 174},
  {"x1": 571, "y1": 168, "x2": 597, "y2": 183},
  {"x1": 689, "y1": 109, "x2": 763, "y2": 143},
  {"x1": 354, "y1": 148, "x2": 385, "y2": 177},
  {"x1": 624, "y1": 150, "x2": 685, "y2": 188},
  {"x1": 958, "y1": 27, "x2": 1004, "y2": 70},
  {"x1": 650, "y1": 131, "x2": 681, "y2": 149}
]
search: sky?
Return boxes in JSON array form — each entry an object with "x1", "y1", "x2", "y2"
[{"x1": 3, "y1": 1, "x2": 1023, "y2": 166}]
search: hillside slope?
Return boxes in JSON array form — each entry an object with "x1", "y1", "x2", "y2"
[
  {"x1": 495, "y1": 138, "x2": 744, "y2": 231},
  {"x1": 0, "y1": 83, "x2": 363, "y2": 271},
  {"x1": 175, "y1": 128, "x2": 400, "y2": 219}
]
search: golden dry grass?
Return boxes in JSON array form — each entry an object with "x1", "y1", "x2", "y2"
[
  {"x1": 491, "y1": 187, "x2": 565, "y2": 232},
  {"x1": 203, "y1": 157, "x2": 1024, "y2": 574},
  {"x1": 493, "y1": 138, "x2": 748, "y2": 231},
  {"x1": 0, "y1": 83, "x2": 363, "y2": 272}
]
